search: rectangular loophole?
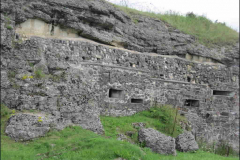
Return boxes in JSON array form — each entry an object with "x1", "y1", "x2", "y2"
[
  {"x1": 213, "y1": 90, "x2": 234, "y2": 96},
  {"x1": 131, "y1": 98, "x2": 143, "y2": 104},
  {"x1": 109, "y1": 89, "x2": 123, "y2": 98},
  {"x1": 184, "y1": 99, "x2": 199, "y2": 107}
]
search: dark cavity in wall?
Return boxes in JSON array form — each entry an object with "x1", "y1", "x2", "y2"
[
  {"x1": 109, "y1": 89, "x2": 123, "y2": 98},
  {"x1": 213, "y1": 90, "x2": 234, "y2": 96},
  {"x1": 184, "y1": 99, "x2": 199, "y2": 107},
  {"x1": 131, "y1": 98, "x2": 143, "y2": 104}
]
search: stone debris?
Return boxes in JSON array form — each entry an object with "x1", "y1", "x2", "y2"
[
  {"x1": 132, "y1": 122, "x2": 146, "y2": 129},
  {"x1": 138, "y1": 128, "x2": 176, "y2": 156},
  {"x1": 175, "y1": 131, "x2": 199, "y2": 152},
  {"x1": 5, "y1": 114, "x2": 53, "y2": 141}
]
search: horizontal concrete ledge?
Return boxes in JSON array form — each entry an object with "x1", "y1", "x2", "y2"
[
  {"x1": 75, "y1": 62, "x2": 208, "y2": 86},
  {"x1": 79, "y1": 62, "x2": 154, "y2": 73},
  {"x1": 150, "y1": 78, "x2": 208, "y2": 86}
]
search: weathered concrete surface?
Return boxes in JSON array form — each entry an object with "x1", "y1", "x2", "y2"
[
  {"x1": 138, "y1": 128, "x2": 177, "y2": 155},
  {"x1": 175, "y1": 131, "x2": 199, "y2": 152}
]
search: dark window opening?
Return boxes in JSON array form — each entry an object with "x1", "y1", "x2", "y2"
[
  {"x1": 206, "y1": 113, "x2": 210, "y2": 118},
  {"x1": 221, "y1": 112, "x2": 229, "y2": 116},
  {"x1": 184, "y1": 99, "x2": 199, "y2": 107},
  {"x1": 213, "y1": 90, "x2": 234, "y2": 96},
  {"x1": 15, "y1": 34, "x2": 19, "y2": 40},
  {"x1": 177, "y1": 55, "x2": 185, "y2": 58},
  {"x1": 109, "y1": 89, "x2": 123, "y2": 98},
  {"x1": 187, "y1": 77, "x2": 191, "y2": 82},
  {"x1": 131, "y1": 98, "x2": 143, "y2": 104}
]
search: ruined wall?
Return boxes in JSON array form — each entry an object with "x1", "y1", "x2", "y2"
[
  {"x1": 1, "y1": 34, "x2": 239, "y2": 148},
  {"x1": 1, "y1": 0, "x2": 239, "y2": 151}
]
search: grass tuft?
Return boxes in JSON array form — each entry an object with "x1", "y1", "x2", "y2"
[{"x1": 34, "y1": 69, "x2": 46, "y2": 79}]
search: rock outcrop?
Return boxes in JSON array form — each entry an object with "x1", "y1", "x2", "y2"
[
  {"x1": 175, "y1": 131, "x2": 199, "y2": 152},
  {"x1": 5, "y1": 113, "x2": 53, "y2": 141},
  {"x1": 1, "y1": 0, "x2": 239, "y2": 66},
  {"x1": 138, "y1": 128, "x2": 176, "y2": 156}
]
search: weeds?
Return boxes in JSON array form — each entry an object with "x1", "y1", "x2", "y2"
[
  {"x1": 7, "y1": 71, "x2": 16, "y2": 79},
  {"x1": 198, "y1": 138, "x2": 239, "y2": 157},
  {"x1": 215, "y1": 140, "x2": 239, "y2": 157},
  {"x1": 28, "y1": 62, "x2": 34, "y2": 67},
  {"x1": 1, "y1": 104, "x2": 12, "y2": 118},
  {"x1": 101, "y1": 104, "x2": 187, "y2": 146},
  {"x1": 6, "y1": 25, "x2": 13, "y2": 30},
  {"x1": 4, "y1": 15, "x2": 12, "y2": 30},
  {"x1": 34, "y1": 69, "x2": 46, "y2": 79},
  {"x1": 49, "y1": 72, "x2": 67, "y2": 82}
]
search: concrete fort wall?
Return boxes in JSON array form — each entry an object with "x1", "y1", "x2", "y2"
[{"x1": 1, "y1": 32, "x2": 238, "y2": 147}]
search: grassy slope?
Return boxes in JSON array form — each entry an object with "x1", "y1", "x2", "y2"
[
  {"x1": 1, "y1": 104, "x2": 239, "y2": 160},
  {"x1": 111, "y1": 4, "x2": 239, "y2": 47}
]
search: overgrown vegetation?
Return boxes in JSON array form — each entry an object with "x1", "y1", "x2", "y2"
[
  {"x1": 34, "y1": 69, "x2": 46, "y2": 79},
  {"x1": 1, "y1": 104, "x2": 238, "y2": 160},
  {"x1": 1, "y1": 103, "x2": 12, "y2": 118},
  {"x1": 49, "y1": 72, "x2": 67, "y2": 82},
  {"x1": 4, "y1": 14, "x2": 12, "y2": 30},
  {"x1": 198, "y1": 138, "x2": 239, "y2": 157},
  {"x1": 101, "y1": 105, "x2": 188, "y2": 144},
  {"x1": 7, "y1": 70, "x2": 17, "y2": 79},
  {"x1": 111, "y1": 4, "x2": 239, "y2": 47}
]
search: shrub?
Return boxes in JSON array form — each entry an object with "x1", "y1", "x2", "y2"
[
  {"x1": 22, "y1": 75, "x2": 28, "y2": 80},
  {"x1": 140, "y1": 105, "x2": 185, "y2": 136},
  {"x1": 215, "y1": 140, "x2": 238, "y2": 157},
  {"x1": 1, "y1": 104, "x2": 12, "y2": 117},
  {"x1": 6, "y1": 25, "x2": 13, "y2": 30},
  {"x1": 34, "y1": 69, "x2": 46, "y2": 79},
  {"x1": 7, "y1": 71, "x2": 16, "y2": 79},
  {"x1": 186, "y1": 12, "x2": 197, "y2": 18}
]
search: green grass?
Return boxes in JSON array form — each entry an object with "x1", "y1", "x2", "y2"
[
  {"x1": 34, "y1": 69, "x2": 46, "y2": 79},
  {"x1": 1, "y1": 104, "x2": 239, "y2": 160},
  {"x1": 111, "y1": 4, "x2": 239, "y2": 47},
  {"x1": 6, "y1": 25, "x2": 13, "y2": 30},
  {"x1": 101, "y1": 105, "x2": 187, "y2": 143}
]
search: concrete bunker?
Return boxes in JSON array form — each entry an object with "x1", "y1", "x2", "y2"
[
  {"x1": 184, "y1": 99, "x2": 199, "y2": 107},
  {"x1": 109, "y1": 89, "x2": 124, "y2": 98}
]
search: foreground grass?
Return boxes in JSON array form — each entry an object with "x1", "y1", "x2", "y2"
[
  {"x1": 112, "y1": 4, "x2": 239, "y2": 47},
  {"x1": 1, "y1": 104, "x2": 239, "y2": 160}
]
